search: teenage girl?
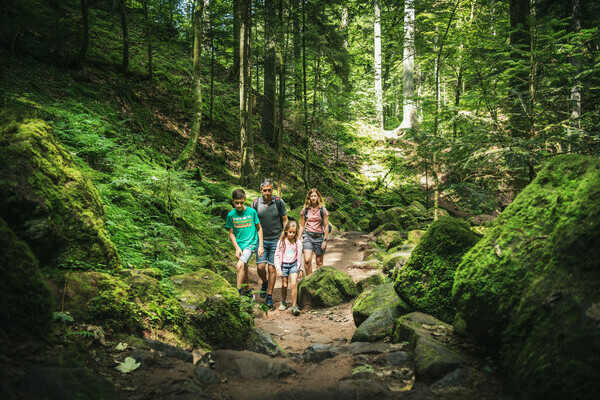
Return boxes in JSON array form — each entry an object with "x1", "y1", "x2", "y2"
[
  {"x1": 274, "y1": 220, "x2": 303, "y2": 316},
  {"x1": 299, "y1": 188, "x2": 330, "y2": 276}
]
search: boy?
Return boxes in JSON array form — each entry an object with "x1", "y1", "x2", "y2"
[{"x1": 225, "y1": 189, "x2": 264, "y2": 298}]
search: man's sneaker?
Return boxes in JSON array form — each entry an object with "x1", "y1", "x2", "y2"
[
  {"x1": 243, "y1": 290, "x2": 255, "y2": 301},
  {"x1": 291, "y1": 305, "x2": 301, "y2": 316},
  {"x1": 265, "y1": 294, "x2": 274, "y2": 309},
  {"x1": 260, "y1": 281, "x2": 269, "y2": 298},
  {"x1": 278, "y1": 301, "x2": 287, "y2": 311}
]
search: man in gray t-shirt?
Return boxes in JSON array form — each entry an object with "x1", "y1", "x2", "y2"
[{"x1": 253, "y1": 179, "x2": 288, "y2": 309}]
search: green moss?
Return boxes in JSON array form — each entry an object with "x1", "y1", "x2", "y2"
[
  {"x1": 0, "y1": 113, "x2": 121, "y2": 270},
  {"x1": 298, "y1": 266, "x2": 358, "y2": 308},
  {"x1": 352, "y1": 283, "x2": 410, "y2": 327},
  {"x1": 356, "y1": 273, "x2": 387, "y2": 292},
  {"x1": 0, "y1": 218, "x2": 53, "y2": 336},
  {"x1": 452, "y1": 154, "x2": 600, "y2": 399},
  {"x1": 395, "y1": 216, "x2": 480, "y2": 323},
  {"x1": 375, "y1": 230, "x2": 406, "y2": 250},
  {"x1": 169, "y1": 269, "x2": 239, "y2": 306}
]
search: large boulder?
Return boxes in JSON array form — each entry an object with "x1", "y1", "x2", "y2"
[
  {"x1": 0, "y1": 114, "x2": 120, "y2": 270},
  {"x1": 352, "y1": 283, "x2": 410, "y2": 327},
  {"x1": 0, "y1": 218, "x2": 53, "y2": 335},
  {"x1": 394, "y1": 217, "x2": 480, "y2": 323},
  {"x1": 298, "y1": 267, "x2": 358, "y2": 308},
  {"x1": 452, "y1": 155, "x2": 600, "y2": 400},
  {"x1": 171, "y1": 269, "x2": 254, "y2": 350},
  {"x1": 351, "y1": 307, "x2": 403, "y2": 343},
  {"x1": 369, "y1": 207, "x2": 417, "y2": 232}
]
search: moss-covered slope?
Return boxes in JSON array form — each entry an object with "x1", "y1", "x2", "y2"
[
  {"x1": 394, "y1": 216, "x2": 480, "y2": 323},
  {"x1": 0, "y1": 113, "x2": 121, "y2": 270},
  {"x1": 452, "y1": 154, "x2": 600, "y2": 399}
]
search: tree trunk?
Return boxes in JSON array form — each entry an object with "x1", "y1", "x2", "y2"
[
  {"x1": 143, "y1": 0, "x2": 153, "y2": 79},
  {"x1": 231, "y1": 0, "x2": 241, "y2": 80},
  {"x1": 292, "y1": 0, "x2": 302, "y2": 102},
  {"x1": 262, "y1": 0, "x2": 277, "y2": 145},
  {"x1": 301, "y1": 0, "x2": 309, "y2": 189},
  {"x1": 276, "y1": 0, "x2": 288, "y2": 189},
  {"x1": 240, "y1": 0, "x2": 254, "y2": 185},
  {"x1": 203, "y1": 0, "x2": 211, "y2": 52},
  {"x1": 399, "y1": 0, "x2": 416, "y2": 130},
  {"x1": 569, "y1": 0, "x2": 581, "y2": 143},
  {"x1": 374, "y1": 0, "x2": 384, "y2": 130},
  {"x1": 118, "y1": 1, "x2": 129, "y2": 73},
  {"x1": 76, "y1": 0, "x2": 89, "y2": 68},
  {"x1": 175, "y1": 0, "x2": 204, "y2": 169}
]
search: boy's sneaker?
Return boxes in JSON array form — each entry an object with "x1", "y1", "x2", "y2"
[
  {"x1": 260, "y1": 281, "x2": 268, "y2": 298},
  {"x1": 291, "y1": 305, "x2": 301, "y2": 316},
  {"x1": 278, "y1": 301, "x2": 287, "y2": 311},
  {"x1": 243, "y1": 290, "x2": 255, "y2": 301},
  {"x1": 265, "y1": 294, "x2": 274, "y2": 309}
]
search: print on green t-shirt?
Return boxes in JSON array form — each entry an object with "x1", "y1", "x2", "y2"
[{"x1": 225, "y1": 206, "x2": 259, "y2": 251}]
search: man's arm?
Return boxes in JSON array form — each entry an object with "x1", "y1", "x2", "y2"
[
  {"x1": 281, "y1": 214, "x2": 289, "y2": 229},
  {"x1": 229, "y1": 228, "x2": 242, "y2": 258}
]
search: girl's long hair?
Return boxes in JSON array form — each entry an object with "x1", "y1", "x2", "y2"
[{"x1": 303, "y1": 188, "x2": 325, "y2": 208}]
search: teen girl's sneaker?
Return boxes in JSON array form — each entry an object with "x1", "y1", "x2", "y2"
[
  {"x1": 291, "y1": 306, "x2": 301, "y2": 316},
  {"x1": 278, "y1": 301, "x2": 287, "y2": 311},
  {"x1": 265, "y1": 294, "x2": 274, "y2": 309}
]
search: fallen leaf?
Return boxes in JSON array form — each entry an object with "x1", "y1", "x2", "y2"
[{"x1": 115, "y1": 357, "x2": 141, "y2": 374}]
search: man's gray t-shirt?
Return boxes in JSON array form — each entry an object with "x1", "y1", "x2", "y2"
[{"x1": 255, "y1": 197, "x2": 287, "y2": 241}]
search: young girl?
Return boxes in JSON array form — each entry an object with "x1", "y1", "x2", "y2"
[
  {"x1": 299, "y1": 188, "x2": 330, "y2": 276},
  {"x1": 274, "y1": 220, "x2": 303, "y2": 316}
]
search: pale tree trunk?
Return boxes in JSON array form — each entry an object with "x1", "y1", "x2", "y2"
[
  {"x1": 292, "y1": 0, "x2": 303, "y2": 102},
  {"x1": 230, "y1": 0, "x2": 241, "y2": 80},
  {"x1": 432, "y1": 0, "x2": 459, "y2": 220},
  {"x1": 262, "y1": 0, "x2": 277, "y2": 144},
  {"x1": 118, "y1": 0, "x2": 129, "y2": 73},
  {"x1": 276, "y1": 0, "x2": 289, "y2": 192},
  {"x1": 341, "y1": 6, "x2": 349, "y2": 50},
  {"x1": 143, "y1": 0, "x2": 153, "y2": 79},
  {"x1": 175, "y1": 0, "x2": 204, "y2": 169},
  {"x1": 240, "y1": 0, "x2": 254, "y2": 185},
  {"x1": 203, "y1": 0, "x2": 211, "y2": 52},
  {"x1": 399, "y1": 0, "x2": 416, "y2": 130},
  {"x1": 374, "y1": 0, "x2": 384, "y2": 129},
  {"x1": 569, "y1": 0, "x2": 581, "y2": 150}
]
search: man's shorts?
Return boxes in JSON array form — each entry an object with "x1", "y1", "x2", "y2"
[
  {"x1": 281, "y1": 261, "x2": 299, "y2": 277},
  {"x1": 256, "y1": 240, "x2": 278, "y2": 265},
  {"x1": 240, "y1": 247, "x2": 256, "y2": 264},
  {"x1": 303, "y1": 232, "x2": 325, "y2": 256}
]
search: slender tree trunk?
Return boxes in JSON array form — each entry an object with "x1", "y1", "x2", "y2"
[
  {"x1": 374, "y1": 0, "x2": 384, "y2": 129},
  {"x1": 301, "y1": 0, "x2": 309, "y2": 189},
  {"x1": 203, "y1": 0, "x2": 211, "y2": 52},
  {"x1": 399, "y1": 0, "x2": 416, "y2": 130},
  {"x1": 292, "y1": 0, "x2": 302, "y2": 102},
  {"x1": 175, "y1": 0, "x2": 204, "y2": 169},
  {"x1": 231, "y1": 0, "x2": 241, "y2": 80},
  {"x1": 240, "y1": 0, "x2": 254, "y2": 185},
  {"x1": 276, "y1": 0, "x2": 289, "y2": 189},
  {"x1": 341, "y1": 6, "x2": 349, "y2": 50},
  {"x1": 263, "y1": 0, "x2": 277, "y2": 144},
  {"x1": 144, "y1": 0, "x2": 153, "y2": 79},
  {"x1": 209, "y1": 32, "x2": 215, "y2": 125},
  {"x1": 118, "y1": 0, "x2": 129, "y2": 73},
  {"x1": 76, "y1": 0, "x2": 89, "y2": 68},
  {"x1": 569, "y1": 0, "x2": 581, "y2": 148}
]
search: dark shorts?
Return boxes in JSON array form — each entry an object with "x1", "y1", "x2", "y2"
[{"x1": 303, "y1": 232, "x2": 325, "y2": 256}]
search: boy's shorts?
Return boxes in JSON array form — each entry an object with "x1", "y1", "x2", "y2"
[
  {"x1": 256, "y1": 240, "x2": 278, "y2": 265},
  {"x1": 281, "y1": 261, "x2": 299, "y2": 277},
  {"x1": 240, "y1": 247, "x2": 256, "y2": 264},
  {"x1": 303, "y1": 233, "x2": 325, "y2": 256}
]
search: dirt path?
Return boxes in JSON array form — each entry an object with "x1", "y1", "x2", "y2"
[{"x1": 251, "y1": 231, "x2": 377, "y2": 355}]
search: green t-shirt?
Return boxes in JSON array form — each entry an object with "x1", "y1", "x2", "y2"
[{"x1": 225, "y1": 206, "x2": 259, "y2": 251}]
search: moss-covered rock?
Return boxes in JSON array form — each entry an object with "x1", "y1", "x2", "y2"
[
  {"x1": 357, "y1": 273, "x2": 387, "y2": 292},
  {"x1": 452, "y1": 154, "x2": 600, "y2": 400},
  {"x1": 375, "y1": 231, "x2": 405, "y2": 250},
  {"x1": 369, "y1": 207, "x2": 417, "y2": 232},
  {"x1": 351, "y1": 307, "x2": 403, "y2": 343},
  {"x1": 406, "y1": 230, "x2": 425, "y2": 245},
  {"x1": 170, "y1": 269, "x2": 253, "y2": 350},
  {"x1": 0, "y1": 114, "x2": 120, "y2": 270},
  {"x1": 328, "y1": 209, "x2": 358, "y2": 231},
  {"x1": 395, "y1": 217, "x2": 480, "y2": 323},
  {"x1": 57, "y1": 271, "x2": 144, "y2": 333},
  {"x1": 352, "y1": 283, "x2": 411, "y2": 327},
  {"x1": 0, "y1": 218, "x2": 53, "y2": 335},
  {"x1": 298, "y1": 267, "x2": 358, "y2": 308}
]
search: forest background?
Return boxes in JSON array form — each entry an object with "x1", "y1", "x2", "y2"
[{"x1": 1, "y1": 0, "x2": 599, "y2": 371}]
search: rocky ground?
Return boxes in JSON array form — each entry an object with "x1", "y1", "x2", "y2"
[{"x1": 1, "y1": 231, "x2": 511, "y2": 400}]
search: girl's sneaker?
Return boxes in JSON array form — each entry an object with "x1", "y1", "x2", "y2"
[
  {"x1": 278, "y1": 301, "x2": 287, "y2": 311},
  {"x1": 291, "y1": 305, "x2": 301, "y2": 316}
]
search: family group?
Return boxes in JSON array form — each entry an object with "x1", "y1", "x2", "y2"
[{"x1": 225, "y1": 179, "x2": 330, "y2": 316}]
